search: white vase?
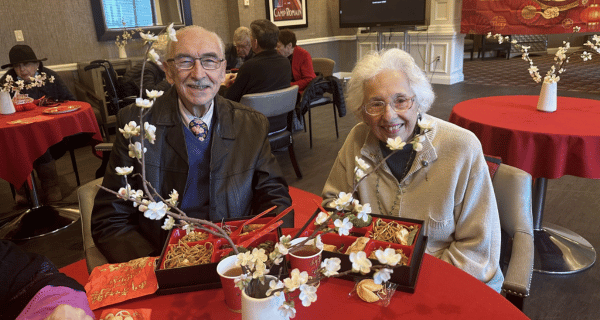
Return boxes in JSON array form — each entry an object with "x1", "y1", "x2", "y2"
[
  {"x1": 118, "y1": 46, "x2": 127, "y2": 59},
  {"x1": 537, "y1": 81, "x2": 557, "y2": 112},
  {"x1": 0, "y1": 91, "x2": 16, "y2": 115},
  {"x1": 241, "y1": 275, "x2": 288, "y2": 320}
]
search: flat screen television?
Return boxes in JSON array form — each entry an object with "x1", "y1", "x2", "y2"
[{"x1": 339, "y1": 0, "x2": 427, "y2": 28}]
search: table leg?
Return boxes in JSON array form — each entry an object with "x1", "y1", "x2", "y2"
[
  {"x1": 0, "y1": 173, "x2": 77, "y2": 241},
  {"x1": 532, "y1": 177, "x2": 596, "y2": 274}
]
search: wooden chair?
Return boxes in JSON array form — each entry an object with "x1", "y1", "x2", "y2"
[
  {"x1": 478, "y1": 34, "x2": 511, "y2": 60},
  {"x1": 464, "y1": 34, "x2": 475, "y2": 60},
  {"x1": 240, "y1": 85, "x2": 302, "y2": 178}
]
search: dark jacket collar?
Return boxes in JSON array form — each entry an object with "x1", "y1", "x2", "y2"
[{"x1": 153, "y1": 86, "x2": 236, "y2": 140}]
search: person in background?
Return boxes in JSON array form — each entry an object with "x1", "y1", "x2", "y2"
[
  {"x1": 0, "y1": 45, "x2": 76, "y2": 205},
  {"x1": 277, "y1": 29, "x2": 316, "y2": 94},
  {"x1": 0, "y1": 240, "x2": 94, "y2": 320},
  {"x1": 224, "y1": 19, "x2": 291, "y2": 102},
  {"x1": 0, "y1": 45, "x2": 75, "y2": 102},
  {"x1": 224, "y1": 26, "x2": 255, "y2": 71},
  {"x1": 92, "y1": 26, "x2": 292, "y2": 263},
  {"x1": 322, "y1": 48, "x2": 504, "y2": 292},
  {"x1": 120, "y1": 35, "x2": 171, "y2": 98}
]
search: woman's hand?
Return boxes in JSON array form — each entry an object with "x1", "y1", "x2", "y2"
[
  {"x1": 223, "y1": 73, "x2": 237, "y2": 88},
  {"x1": 44, "y1": 304, "x2": 93, "y2": 320}
]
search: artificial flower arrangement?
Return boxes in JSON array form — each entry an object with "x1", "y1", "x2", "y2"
[
  {"x1": 100, "y1": 23, "x2": 431, "y2": 318},
  {"x1": 486, "y1": 27, "x2": 600, "y2": 84},
  {"x1": 1, "y1": 72, "x2": 54, "y2": 104},
  {"x1": 114, "y1": 21, "x2": 142, "y2": 49}
]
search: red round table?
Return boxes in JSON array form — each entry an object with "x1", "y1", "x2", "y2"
[
  {"x1": 0, "y1": 101, "x2": 102, "y2": 188},
  {"x1": 449, "y1": 95, "x2": 598, "y2": 274},
  {"x1": 60, "y1": 253, "x2": 528, "y2": 320},
  {"x1": 0, "y1": 101, "x2": 103, "y2": 239}
]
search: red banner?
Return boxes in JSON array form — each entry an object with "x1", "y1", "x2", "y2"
[
  {"x1": 461, "y1": 0, "x2": 600, "y2": 34},
  {"x1": 273, "y1": 0, "x2": 303, "y2": 21}
]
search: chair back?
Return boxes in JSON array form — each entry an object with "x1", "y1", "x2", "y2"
[
  {"x1": 77, "y1": 177, "x2": 109, "y2": 273},
  {"x1": 488, "y1": 162, "x2": 533, "y2": 306},
  {"x1": 240, "y1": 85, "x2": 299, "y2": 132},
  {"x1": 312, "y1": 58, "x2": 335, "y2": 78}
]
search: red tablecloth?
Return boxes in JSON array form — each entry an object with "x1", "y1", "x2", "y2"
[
  {"x1": 60, "y1": 254, "x2": 527, "y2": 320},
  {"x1": 449, "y1": 96, "x2": 600, "y2": 179},
  {"x1": 0, "y1": 101, "x2": 102, "y2": 187}
]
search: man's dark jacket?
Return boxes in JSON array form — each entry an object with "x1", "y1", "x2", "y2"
[
  {"x1": 225, "y1": 49, "x2": 291, "y2": 102},
  {"x1": 92, "y1": 87, "x2": 292, "y2": 263}
]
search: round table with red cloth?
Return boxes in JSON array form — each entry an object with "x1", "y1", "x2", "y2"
[
  {"x1": 0, "y1": 101, "x2": 102, "y2": 188},
  {"x1": 60, "y1": 252, "x2": 527, "y2": 320},
  {"x1": 449, "y1": 95, "x2": 600, "y2": 180},
  {"x1": 449, "y1": 95, "x2": 598, "y2": 274}
]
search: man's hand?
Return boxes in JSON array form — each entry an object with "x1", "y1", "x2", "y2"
[
  {"x1": 223, "y1": 73, "x2": 237, "y2": 88},
  {"x1": 44, "y1": 304, "x2": 93, "y2": 320}
]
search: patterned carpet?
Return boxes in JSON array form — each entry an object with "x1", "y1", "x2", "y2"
[{"x1": 463, "y1": 53, "x2": 600, "y2": 94}]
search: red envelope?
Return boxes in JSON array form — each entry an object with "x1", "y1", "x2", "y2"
[{"x1": 85, "y1": 257, "x2": 159, "y2": 310}]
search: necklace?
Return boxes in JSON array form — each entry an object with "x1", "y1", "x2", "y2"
[{"x1": 376, "y1": 148, "x2": 415, "y2": 215}]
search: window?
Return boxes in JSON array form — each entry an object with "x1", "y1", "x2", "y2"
[{"x1": 91, "y1": 0, "x2": 192, "y2": 41}]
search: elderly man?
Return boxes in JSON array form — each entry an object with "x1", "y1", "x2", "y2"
[
  {"x1": 224, "y1": 19, "x2": 291, "y2": 102},
  {"x1": 92, "y1": 26, "x2": 293, "y2": 263},
  {"x1": 0, "y1": 45, "x2": 76, "y2": 205},
  {"x1": 224, "y1": 26, "x2": 255, "y2": 71},
  {"x1": 277, "y1": 29, "x2": 316, "y2": 94}
]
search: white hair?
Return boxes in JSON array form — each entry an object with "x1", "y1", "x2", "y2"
[
  {"x1": 346, "y1": 48, "x2": 435, "y2": 121},
  {"x1": 165, "y1": 25, "x2": 225, "y2": 59}
]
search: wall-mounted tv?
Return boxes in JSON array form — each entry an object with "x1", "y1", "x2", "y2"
[{"x1": 339, "y1": 0, "x2": 427, "y2": 28}]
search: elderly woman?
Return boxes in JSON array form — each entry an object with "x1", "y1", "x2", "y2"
[{"x1": 322, "y1": 48, "x2": 503, "y2": 292}]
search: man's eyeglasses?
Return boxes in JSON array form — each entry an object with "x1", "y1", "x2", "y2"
[
  {"x1": 167, "y1": 56, "x2": 225, "y2": 70},
  {"x1": 364, "y1": 95, "x2": 415, "y2": 116}
]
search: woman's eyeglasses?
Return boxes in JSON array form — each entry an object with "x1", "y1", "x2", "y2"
[{"x1": 364, "y1": 95, "x2": 415, "y2": 116}]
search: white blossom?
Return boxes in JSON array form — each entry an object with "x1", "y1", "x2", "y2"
[
  {"x1": 146, "y1": 89, "x2": 164, "y2": 99},
  {"x1": 136, "y1": 97, "x2": 154, "y2": 108},
  {"x1": 128, "y1": 142, "x2": 147, "y2": 159},
  {"x1": 144, "y1": 201, "x2": 167, "y2": 220},
  {"x1": 417, "y1": 118, "x2": 433, "y2": 131},
  {"x1": 314, "y1": 235, "x2": 324, "y2": 250},
  {"x1": 266, "y1": 279, "x2": 284, "y2": 297},
  {"x1": 321, "y1": 257, "x2": 341, "y2": 276},
  {"x1": 373, "y1": 268, "x2": 393, "y2": 285},
  {"x1": 236, "y1": 251, "x2": 253, "y2": 268},
  {"x1": 144, "y1": 122, "x2": 156, "y2": 144},
  {"x1": 119, "y1": 121, "x2": 140, "y2": 138},
  {"x1": 147, "y1": 48, "x2": 162, "y2": 66},
  {"x1": 283, "y1": 269, "x2": 308, "y2": 292},
  {"x1": 117, "y1": 184, "x2": 132, "y2": 199},
  {"x1": 299, "y1": 284, "x2": 317, "y2": 307},
  {"x1": 140, "y1": 32, "x2": 158, "y2": 41},
  {"x1": 349, "y1": 251, "x2": 372, "y2": 274},
  {"x1": 315, "y1": 211, "x2": 330, "y2": 225},
  {"x1": 375, "y1": 248, "x2": 402, "y2": 266},
  {"x1": 411, "y1": 134, "x2": 426, "y2": 152},
  {"x1": 161, "y1": 216, "x2": 175, "y2": 230},
  {"x1": 386, "y1": 136, "x2": 406, "y2": 150},
  {"x1": 334, "y1": 217, "x2": 353, "y2": 236},
  {"x1": 333, "y1": 192, "x2": 353, "y2": 211},
  {"x1": 115, "y1": 166, "x2": 133, "y2": 175},
  {"x1": 582, "y1": 51, "x2": 592, "y2": 61},
  {"x1": 353, "y1": 201, "x2": 371, "y2": 222},
  {"x1": 181, "y1": 221, "x2": 192, "y2": 233},
  {"x1": 167, "y1": 23, "x2": 177, "y2": 41},
  {"x1": 167, "y1": 189, "x2": 178, "y2": 206},
  {"x1": 574, "y1": 26, "x2": 581, "y2": 33},
  {"x1": 252, "y1": 260, "x2": 268, "y2": 279},
  {"x1": 251, "y1": 248, "x2": 268, "y2": 264},
  {"x1": 278, "y1": 302, "x2": 296, "y2": 319},
  {"x1": 138, "y1": 199, "x2": 150, "y2": 212}
]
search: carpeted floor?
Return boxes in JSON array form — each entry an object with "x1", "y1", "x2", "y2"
[{"x1": 463, "y1": 52, "x2": 600, "y2": 94}]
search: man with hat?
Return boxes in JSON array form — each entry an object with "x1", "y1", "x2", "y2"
[
  {"x1": 1, "y1": 45, "x2": 76, "y2": 205},
  {"x1": 0, "y1": 44, "x2": 75, "y2": 102}
]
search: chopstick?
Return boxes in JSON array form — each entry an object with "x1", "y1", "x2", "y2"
[
  {"x1": 293, "y1": 199, "x2": 328, "y2": 239},
  {"x1": 230, "y1": 205, "x2": 276, "y2": 237},
  {"x1": 255, "y1": 206, "x2": 294, "y2": 234}
]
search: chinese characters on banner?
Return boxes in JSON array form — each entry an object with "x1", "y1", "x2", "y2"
[
  {"x1": 273, "y1": 0, "x2": 303, "y2": 21},
  {"x1": 461, "y1": 0, "x2": 600, "y2": 34}
]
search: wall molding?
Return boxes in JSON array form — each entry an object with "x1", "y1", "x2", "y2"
[{"x1": 298, "y1": 35, "x2": 357, "y2": 46}]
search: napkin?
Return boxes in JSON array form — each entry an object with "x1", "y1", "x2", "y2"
[{"x1": 85, "y1": 256, "x2": 159, "y2": 310}]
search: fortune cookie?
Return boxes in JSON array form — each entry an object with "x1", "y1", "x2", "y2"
[
  {"x1": 357, "y1": 279, "x2": 383, "y2": 303},
  {"x1": 345, "y1": 237, "x2": 370, "y2": 254}
]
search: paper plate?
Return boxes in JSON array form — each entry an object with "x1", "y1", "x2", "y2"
[{"x1": 43, "y1": 105, "x2": 81, "y2": 114}]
